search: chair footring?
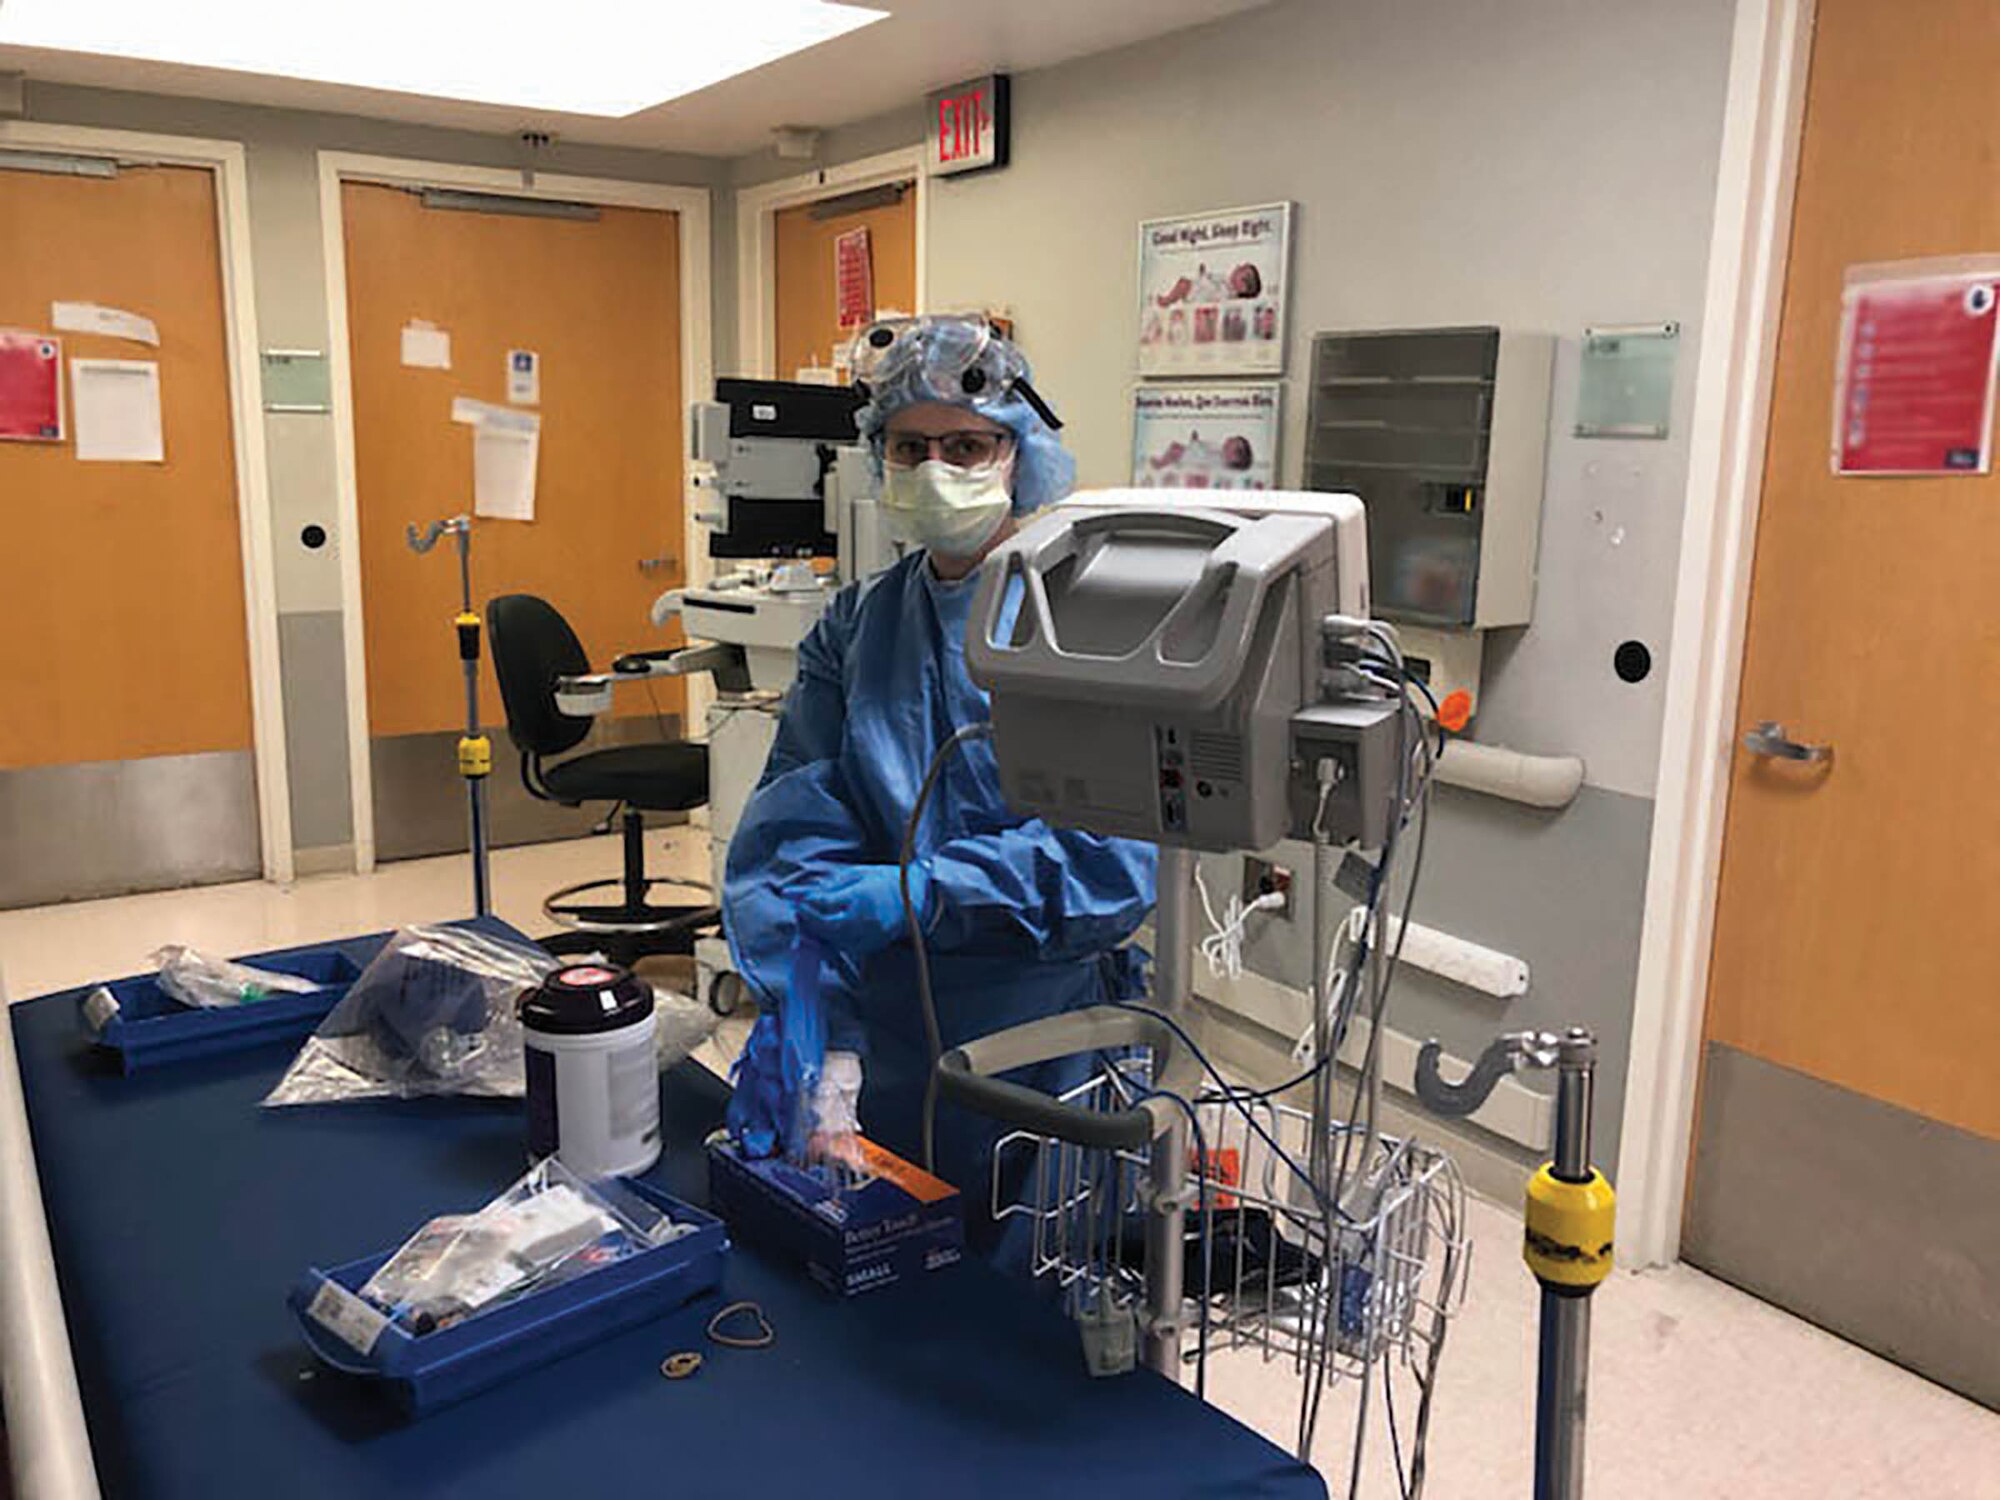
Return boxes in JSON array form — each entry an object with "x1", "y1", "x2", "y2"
[
  {"x1": 550, "y1": 901, "x2": 712, "y2": 927},
  {"x1": 543, "y1": 875, "x2": 718, "y2": 936}
]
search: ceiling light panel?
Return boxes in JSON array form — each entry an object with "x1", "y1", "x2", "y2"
[{"x1": 0, "y1": 0, "x2": 887, "y2": 116}]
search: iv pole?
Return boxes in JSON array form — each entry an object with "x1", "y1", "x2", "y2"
[
  {"x1": 407, "y1": 515, "x2": 493, "y2": 918},
  {"x1": 1415, "y1": 1027, "x2": 1615, "y2": 1500}
]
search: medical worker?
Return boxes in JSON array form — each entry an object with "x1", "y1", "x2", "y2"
[{"x1": 724, "y1": 316, "x2": 1157, "y2": 1259}]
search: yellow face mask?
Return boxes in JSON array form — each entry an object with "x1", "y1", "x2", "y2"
[{"x1": 880, "y1": 456, "x2": 1014, "y2": 558}]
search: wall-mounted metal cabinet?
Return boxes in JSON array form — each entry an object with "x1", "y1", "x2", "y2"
[{"x1": 1305, "y1": 326, "x2": 1553, "y2": 630}]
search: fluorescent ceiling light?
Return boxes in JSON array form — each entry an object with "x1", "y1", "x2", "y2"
[{"x1": 0, "y1": 0, "x2": 888, "y2": 117}]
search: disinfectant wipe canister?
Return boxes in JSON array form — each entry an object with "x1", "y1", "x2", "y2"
[{"x1": 519, "y1": 964, "x2": 660, "y2": 1178}]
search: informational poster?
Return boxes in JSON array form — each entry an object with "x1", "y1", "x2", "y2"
[
  {"x1": 0, "y1": 331, "x2": 64, "y2": 441},
  {"x1": 835, "y1": 227, "x2": 874, "y2": 331},
  {"x1": 507, "y1": 348, "x2": 540, "y2": 405},
  {"x1": 1131, "y1": 383, "x2": 1280, "y2": 491},
  {"x1": 1136, "y1": 203, "x2": 1291, "y2": 378},
  {"x1": 71, "y1": 359, "x2": 164, "y2": 463},
  {"x1": 1833, "y1": 257, "x2": 2000, "y2": 475}
]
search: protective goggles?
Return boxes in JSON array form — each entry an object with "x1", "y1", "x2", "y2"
[
  {"x1": 880, "y1": 428, "x2": 1016, "y2": 471},
  {"x1": 849, "y1": 315, "x2": 1063, "y2": 431}
]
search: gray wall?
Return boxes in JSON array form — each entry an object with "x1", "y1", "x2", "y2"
[
  {"x1": 1200, "y1": 784, "x2": 1654, "y2": 1171},
  {"x1": 733, "y1": 0, "x2": 1737, "y2": 1162},
  {"x1": 17, "y1": 82, "x2": 728, "y2": 853}
]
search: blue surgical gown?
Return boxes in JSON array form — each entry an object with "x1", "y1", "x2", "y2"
[{"x1": 724, "y1": 551, "x2": 1158, "y2": 1254}]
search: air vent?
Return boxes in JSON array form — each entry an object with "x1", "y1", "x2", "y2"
[{"x1": 1188, "y1": 732, "x2": 1244, "y2": 783}]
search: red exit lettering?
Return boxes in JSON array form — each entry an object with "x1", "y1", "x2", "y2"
[{"x1": 936, "y1": 88, "x2": 988, "y2": 163}]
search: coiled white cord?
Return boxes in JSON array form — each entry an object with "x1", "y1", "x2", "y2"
[{"x1": 1194, "y1": 865, "x2": 1285, "y2": 981}]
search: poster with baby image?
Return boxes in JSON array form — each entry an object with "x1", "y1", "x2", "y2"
[
  {"x1": 1130, "y1": 384, "x2": 1280, "y2": 491},
  {"x1": 1136, "y1": 202, "x2": 1292, "y2": 377}
]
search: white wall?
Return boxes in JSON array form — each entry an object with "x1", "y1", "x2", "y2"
[
  {"x1": 731, "y1": 0, "x2": 1740, "y2": 1163},
  {"x1": 919, "y1": 0, "x2": 1734, "y2": 798}
]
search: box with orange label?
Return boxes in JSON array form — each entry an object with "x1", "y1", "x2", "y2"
[{"x1": 707, "y1": 1136, "x2": 963, "y2": 1296}]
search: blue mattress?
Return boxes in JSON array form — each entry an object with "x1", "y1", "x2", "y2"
[{"x1": 10, "y1": 958, "x2": 1323, "y2": 1499}]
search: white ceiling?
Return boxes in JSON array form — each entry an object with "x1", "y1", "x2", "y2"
[{"x1": 0, "y1": 0, "x2": 1272, "y2": 158}]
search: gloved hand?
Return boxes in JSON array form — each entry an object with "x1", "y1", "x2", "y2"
[{"x1": 795, "y1": 864, "x2": 930, "y2": 958}]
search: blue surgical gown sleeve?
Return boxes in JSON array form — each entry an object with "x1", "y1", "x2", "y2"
[{"x1": 924, "y1": 823, "x2": 1156, "y2": 963}]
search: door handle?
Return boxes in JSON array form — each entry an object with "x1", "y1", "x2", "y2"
[
  {"x1": 638, "y1": 555, "x2": 677, "y2": 575},
  {"x1": 1743, "y1": 720, "x2": 1832, "y2": 765}
]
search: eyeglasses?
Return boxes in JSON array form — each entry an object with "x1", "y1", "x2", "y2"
[{"x1": 883, "y1": 430, "x2": 1014, "y2": 471}]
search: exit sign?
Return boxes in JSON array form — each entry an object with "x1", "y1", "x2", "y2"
[{"x1": 927, "y1": 74, "x2": 1010, "y2": 177}]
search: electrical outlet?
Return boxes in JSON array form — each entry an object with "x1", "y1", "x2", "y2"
[{"x1": 1241, "y1": 857, "x2": 1294, "y2": 920}]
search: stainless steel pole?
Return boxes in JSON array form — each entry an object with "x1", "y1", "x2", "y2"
[
  {"x1": 451, "y1": 525, "x2": 493, "y2": 919},
  {"x1": 1144, "y1": 845, "x2": 1196, "y2": 1376},
  {"x1": 1534, "y1": 1028, "x2": 1600, "y2": 1500},
  {"x1": 1310, "y1": 834, "x2": 1339, "y2": 1191},
  {"x1": 1534, "y1": 1288, "x2": 1591, "y2": 1500}
]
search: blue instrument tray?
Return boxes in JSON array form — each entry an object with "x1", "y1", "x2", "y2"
[
  {"x1": 80, "y1": 937, "x2": 379, "y2": 1074},
  {"x1": 287, "y1": 1178, "x2": 728, "y2": 1418}
]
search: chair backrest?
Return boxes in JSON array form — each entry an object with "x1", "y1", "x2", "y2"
[{"x1": 486, "y1": 594, "x2": 594, "y2": 757}]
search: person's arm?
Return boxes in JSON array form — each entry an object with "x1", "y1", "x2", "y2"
[{"x1": 922, "y1": 825, "x2": 1158, "y2": 963}]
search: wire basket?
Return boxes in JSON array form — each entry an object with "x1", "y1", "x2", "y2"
[{"x1": 993, "y1": 1058, "x2": 1470, "y2": 1388}]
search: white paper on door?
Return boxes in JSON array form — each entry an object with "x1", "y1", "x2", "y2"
[
  {"x1": 400, "y1": 320, "x2": 452, "y2": 370},
  {"x1": 451, "y1": 397, "x2": 539, "y2": 520},
  {"x1": 51, "y1": 302, "x2": 160, "y2": 347},
  {"x1": 71, "y1": 358, "x2": 165, "y2": 462}
]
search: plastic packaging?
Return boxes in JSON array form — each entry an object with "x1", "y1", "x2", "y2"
[
  {"x1": 290, "y1": 1175, "x2": 728, "y2": 1416},
  {"x1": 357, "y1": 1158, "x2": 690, "y2": 1335},
  {"x1": 263, "y1": 924, "x2": 558, "y2": 1106},
  {"x1": 151, "y1": 945, "x2": 328, "y2": 1009},
  {"x1": 808, "y1": 1050, "x2": 864, "y2": 1171},
  {"x1": 652, "y1": 982, "x2": 720, "y2": 1071}
]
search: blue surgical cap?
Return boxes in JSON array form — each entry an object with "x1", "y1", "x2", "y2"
[{"x1": 851, "y1": 316, "x2": 1076, "y2": 516}]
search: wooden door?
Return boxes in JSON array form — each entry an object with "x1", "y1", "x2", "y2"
[
  {"x1": 341, "y1": 183, "x2": 685, "y2": 857},
  {"x1": 0, "y1": 160, "x2": 260, "y2": 905},
  {"x1": 772, "y1": 183, "x2": 916, "y2": 380},
  {"x1": 1685, "y1": 0, "x2": 2000, "y2": 1408}
]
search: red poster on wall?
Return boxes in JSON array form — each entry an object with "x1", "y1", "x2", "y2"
[
  {"x1": 835, "y1": 227, "x2": 874, "y2": 331},
  {"x1": 0, "y1": 330, "x2": 64, "y2": 442},
  {"x1": 1833, "y1": 259, "x2": 2000, "y2": 475}
]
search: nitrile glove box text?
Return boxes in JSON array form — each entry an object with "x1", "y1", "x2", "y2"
[{"x1": 707, "y1": 1137, "x2": 963, "y2": 1295}]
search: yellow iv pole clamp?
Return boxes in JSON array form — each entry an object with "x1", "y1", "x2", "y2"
[
  {"x1": 407, "y1": 515, "x2": 493, "y2": 919},
  {"x1": 1414, "y1": 1026, "x2": 1613, "y2": 1500}
]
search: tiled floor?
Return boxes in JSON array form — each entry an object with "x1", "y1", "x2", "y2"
[{"x1": 5, "y1": 834, "x2": 1997, "y2": 1497}]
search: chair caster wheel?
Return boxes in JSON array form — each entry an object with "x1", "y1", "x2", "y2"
[{"x1": 709, "y1": 972, "x2": 749, "y2": 1019}]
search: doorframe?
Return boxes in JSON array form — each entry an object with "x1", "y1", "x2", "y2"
[
  {"x1": 734, "y1": 146, "x2": 929, "y2": 378},
  {"x1": 318, "y1": 153, "x2": 714, "y2": 872},
  {"x1": 1615, "y1": 0, "x2": 1818, "y2": 1266},
  {"x1": 0, "y1": 120, "x2": 295, "y2": 884}
]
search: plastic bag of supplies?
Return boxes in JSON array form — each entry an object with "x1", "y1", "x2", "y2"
[{"x1": 264, "y1": 924, "x2": 557, "y2": 1106}]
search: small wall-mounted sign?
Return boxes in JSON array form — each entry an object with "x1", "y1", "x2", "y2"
[
  {"x1": 1576, "y1": 322, "x2": 1679, "y2": 440},
  {"x1": 260, "y1": 348, "x2": 331, "y2": 413},
  {"x1": 926, "y1": 74, "x2": 1009, "y2": 177}
]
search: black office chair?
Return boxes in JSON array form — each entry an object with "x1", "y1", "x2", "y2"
[{"x1": 487, "y1": 593, "x2": 717, "y2": 961}]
